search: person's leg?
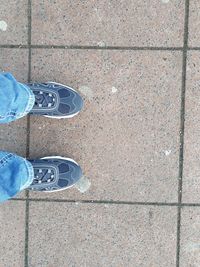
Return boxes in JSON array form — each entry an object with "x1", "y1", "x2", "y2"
[
  {"x1": 0, "y1": 72, "x2": 35, "y2": 124},
  {"x1": 0, "y1": 151, "x2": 34, "y2": 203},
  {"x1": 0, "y1": 72, "x2": 83, "y2": 123},
  {"x1": 0, "y1": 151, "x2": 83, "y2": 203}
]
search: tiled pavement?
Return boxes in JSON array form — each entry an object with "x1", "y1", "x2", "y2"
[{"x1": 1, "y1": 0, "x2": 200, "y2": 266}]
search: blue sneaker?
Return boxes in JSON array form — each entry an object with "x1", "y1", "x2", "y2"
[
  {"x1": 27, "y1": 156, "x2": 83, "y2": 192},
  {"x1": 27, "y1": 82, "x2": 83, "y2": 118}
]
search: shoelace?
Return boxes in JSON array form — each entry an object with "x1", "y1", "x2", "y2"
[
  {"x1": 34, "y1": 91, "x2": 56, "y2": 108},
  {"x1": 32, "y1": 168, "x2": 55, "y2": 185}
]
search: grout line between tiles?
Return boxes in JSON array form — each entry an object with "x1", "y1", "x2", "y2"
[
  {"x1": 9, "y1": 198, "x2": 180, "y2": 206},
  {"x1": 24, "y1": 0, "x2": 32, "y2": 266},
  {"x1": 188, "y1": 47, "x2": 200, "y2": 50},
  {"x1": 24, "y1": 194, "x2": 29, "y2": 267},
  {"x1": 11, "y1": 197, "x2": 200, "y2": 207},
  {"x1": 176, "y1": 1, "x2": 190, "y2": 267},
  {"x1": 28, "y1": 45, "x2": 184, "y2": 51},
  {"x1": 0, "y1": 44, "x2": 184, "y2": 50},
  {"x1": 0, "y1": 44, "x2": 200, "y2": 51}
]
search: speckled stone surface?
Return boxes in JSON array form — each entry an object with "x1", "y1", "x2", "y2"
[
  {"x1": 31, "y1": 0, "x2": 185, "y2": 46},
  {"x1": 0, "y1": 117, "x2": 27, "y2": 155},
  {"x1": 0, "y1": 49, "x2": 29, "y2": 81},
  {"x1": 0, "y1": 201, "x2": 25, "y2": 266},
  {"x1": 1, "y1": 1, "x2": 200, "y2": 266},
  {"x1": 183, "y1": 51, "x2": 200, "y2": 203},
  {"x1": 28, "y1": 202, "x2": 177, "y2": 267},
  {"x1": 188, "y1": 0, "x2": 200, "y2": 47},
  {"x1": 180, "y1": 207, "x2": 200, "y2": 267},
  {"x1": 29, "y1": 49, "x2": 181, "y2": 202},
  {"x1": 0, "y1": 0, "x2": 28, "y2": 44}
]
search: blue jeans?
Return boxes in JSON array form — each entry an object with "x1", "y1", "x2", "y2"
[
  {"x1": 0, "y1": 151, "x2": 34, "y2": 202},
  {"x1": 0, "y1": 72, "x2": 35, "y2": 202},
  {"x1": 0, "y1": 72, "x2": 35, "y2": 123}
]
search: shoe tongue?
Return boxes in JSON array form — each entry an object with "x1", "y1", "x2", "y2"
[
  {"x1": 34, "y1": 91, "x2": 54, "y2": 108},
  {"x1": 35, "y1": 94, "x2": 44, "y2": 102},
  {"x1": 33, "y1": 167, "x2": 55, "y2": 184}
]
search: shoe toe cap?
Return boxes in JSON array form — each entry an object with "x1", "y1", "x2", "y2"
[
  {"x1": 72, "y1": 92, "x2": 84, "y2": 113},
  {"x1": 69, "y1": 163, "x2": 83, "y2": 186},
  {"x1": 59, "y1": 161, "x2": 83, "y2": 187}
]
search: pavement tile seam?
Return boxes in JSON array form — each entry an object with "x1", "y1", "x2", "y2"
[
  {"x1": 176, "y1": 1, "x2": 190, "y2": 267},
  {"x1": 24, "y1": 0, "x2": 32, "y2": 266}
]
